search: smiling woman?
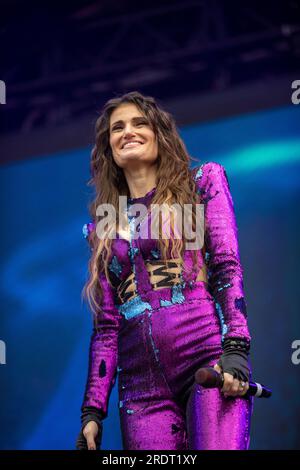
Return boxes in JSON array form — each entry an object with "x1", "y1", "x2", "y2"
[{"x1": 76, "y1": 91, "x2": 253, "y2": 451}]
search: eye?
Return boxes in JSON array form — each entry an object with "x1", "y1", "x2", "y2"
[{"x1": 112, "y1": 120, "x2": 148, "y2": 131}]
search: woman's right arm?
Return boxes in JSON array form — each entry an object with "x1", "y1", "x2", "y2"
[
  {"x1": 77, "y1": 222, "x2": 122, "y2": 449},
  {"x1": 81, "y1": 269, "x2": 121, "y2": 415}
]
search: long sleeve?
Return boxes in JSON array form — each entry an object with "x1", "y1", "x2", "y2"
[
  {"x1": 194, "y1": 162, "x2": 251, "y2": 343},
  {"x1": 81, "y1": 222, "x2": 122, "y2": 419}
]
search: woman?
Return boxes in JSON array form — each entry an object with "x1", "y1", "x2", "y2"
[{"x1": 76, "y1": 91, "x2": 254, "y2": 451}]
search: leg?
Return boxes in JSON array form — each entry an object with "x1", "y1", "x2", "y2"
[
  {"x1": 117, "y1": 311, "x2": 189, "y2": 450},
  {"x1": 119, "y1": 395, "x2": 188, "y2": 450},
  {"x1": 186, "y1": 382, "x2": 254, "y2": 450}
]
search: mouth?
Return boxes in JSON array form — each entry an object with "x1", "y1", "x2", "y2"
[{"x1": 121, "y1": 140, "x2": 144, "y2": 149}]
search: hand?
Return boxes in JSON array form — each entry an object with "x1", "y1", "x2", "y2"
[
  {"x1": 82, "y1": 421, "x2": 99, "y2": 450},
  {"x1": 213, "y1": 363, "x2": 249, "y2": 398}
]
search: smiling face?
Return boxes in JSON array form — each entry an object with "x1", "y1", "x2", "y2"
[{"x1": 109, "y1": 103, "x2": 158, "y2": 169}]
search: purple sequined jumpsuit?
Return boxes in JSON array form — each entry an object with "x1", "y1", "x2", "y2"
[{"x1": 81, "y1": 162, "x2": 254, "y2": 450}]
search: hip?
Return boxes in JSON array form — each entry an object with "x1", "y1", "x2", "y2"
[{"x1": 117, "y1": 291, "x2": 224, "y2": 401}]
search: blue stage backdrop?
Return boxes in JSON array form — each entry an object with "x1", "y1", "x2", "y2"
[{"x1": 0, "y1": 104, "x2": 300, "y2": 450}]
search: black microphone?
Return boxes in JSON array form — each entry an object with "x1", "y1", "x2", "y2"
[{"x1": 194, "y1": 367, "x2": 272, "y2": 398}]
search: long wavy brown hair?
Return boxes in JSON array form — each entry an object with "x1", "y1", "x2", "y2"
[{"x1": 82, "y1": 91, "x2": 204, "y2": 322}]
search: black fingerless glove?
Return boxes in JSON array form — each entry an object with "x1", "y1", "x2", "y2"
[
  {"x1": 217, "y1": 337, "x2": 251, "y2": 383},
  {"x1": 76, "y1": 406, "x2": 104, "y2": 450}
]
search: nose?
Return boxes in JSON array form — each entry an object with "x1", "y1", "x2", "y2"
[{"x1": 123, "y1": 122, "x2": 136, "y2": 136}]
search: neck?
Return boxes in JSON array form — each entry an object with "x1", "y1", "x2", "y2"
[{"x1": 124, "y1": 164, "x2": 157, "y2": 199}]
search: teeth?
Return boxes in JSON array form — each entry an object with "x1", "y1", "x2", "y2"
[{"x1": 122, "y1": 142, "x2": 142, "y2": 149}]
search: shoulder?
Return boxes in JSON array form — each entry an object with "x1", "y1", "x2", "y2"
[
  {"x1": 191, "y1": 161, "x2": 230, "y2": 195},
  {"x1": 82, "y1": 221, "x2": 96, "y2": 239},
  {"x1": 83, "y1": 221, "x2": 98, "y2": 252},
  {"x1": 191, "y1": 160, "x2": 227, "y2": 181}
]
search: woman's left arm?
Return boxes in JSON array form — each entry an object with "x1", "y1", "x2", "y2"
[
  {"x1": 194, "y1": 162, "x2": 251, "y2": 396},
  {"x1": 195, "y1": 161, "x2": 251, "y2": 343}
]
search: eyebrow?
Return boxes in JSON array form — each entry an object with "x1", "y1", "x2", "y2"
[{"x1": 110, "y1": 116, "x2": 147, "y2": 128}]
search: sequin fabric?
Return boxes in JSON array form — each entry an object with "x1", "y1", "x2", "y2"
[{"x1": 81, "y1": 161, "x2": 253, "y2": 450}]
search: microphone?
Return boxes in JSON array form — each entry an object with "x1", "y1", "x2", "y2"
[{"x1": 194, "y1": 367, "x2": 272, "y2": 398}]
